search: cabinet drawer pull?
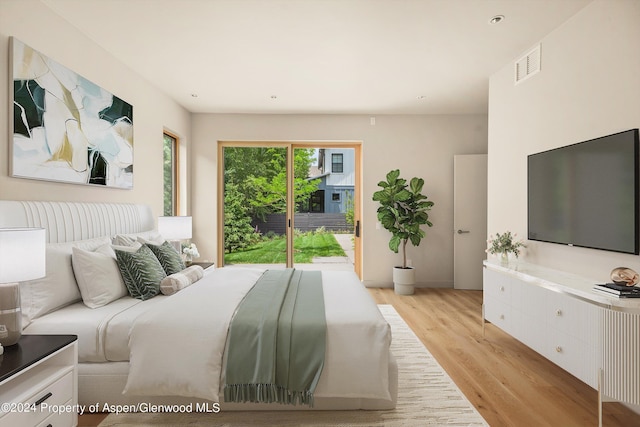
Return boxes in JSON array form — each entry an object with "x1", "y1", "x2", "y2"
[
  {"x1": 34, "y1": 392, "x2": 53, "y2": 406},
  {"x1": 555, "y1": 346, "x2": 562, "y2": 353},
  {"x1": 556, "y1": 309, "x2": 562, "y2": 316},
  {"x1": 500, "y1": 286, "x2": 505, "y2": 292},
  {"x1": 499, "y1": 314, "x2": 505, "y2": 320}
]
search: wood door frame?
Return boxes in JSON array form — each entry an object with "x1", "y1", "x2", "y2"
[{"x1": 217, "y1": 141, "x2": 363, "y2": 279}]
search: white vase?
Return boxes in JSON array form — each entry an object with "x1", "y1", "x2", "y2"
[{"x1": 393, "y1": 267, "x2": 415, "y2": 295}]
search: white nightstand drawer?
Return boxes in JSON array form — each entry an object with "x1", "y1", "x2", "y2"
[
  {"x1": 36, "y1": 401, "x2": 74, "y2": 427},
  {"x1": 0, "y1": 370, "x2": 74, "y2": 427}
]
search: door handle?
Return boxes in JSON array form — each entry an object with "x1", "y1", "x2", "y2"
[
  {"x1": 355, "y1": 220, "x2": 360, "y2": 238},
  {"x1": 457, "y1": 229, "x2": 470, "y2": 234}
]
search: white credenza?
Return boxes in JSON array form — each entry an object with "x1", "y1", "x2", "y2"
[{"x1": 483, "y1": 260, "x2": 640, "y2": 425}]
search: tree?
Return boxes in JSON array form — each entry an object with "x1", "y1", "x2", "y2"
[
  {"x1": 223, "y1": 147, "x2": 319, "y2": 221},
  {"x1": 224, "y1": 181, "x2": 260, "y2": 253}
]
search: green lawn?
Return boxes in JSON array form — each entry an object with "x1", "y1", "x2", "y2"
[{"x1": 225, "y1": 233, "x2": 347, "y2": 264}]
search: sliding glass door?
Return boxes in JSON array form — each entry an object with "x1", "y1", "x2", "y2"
[
  {"x1": 221, "y1": 145, "x2": 287, "y2": 268},
  {"x1": 218, "y1": 142, "x2": 361, "y2": 278},
  {"x1": 293, "y1": 147, "x2": 356, "y2": 273}
]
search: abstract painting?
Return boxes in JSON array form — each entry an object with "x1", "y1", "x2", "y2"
[{"x1": 11, "y1": 38, "x2": 133, "y2": 189}]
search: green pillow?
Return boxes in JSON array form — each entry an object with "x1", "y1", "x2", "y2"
[
  {"x1": 115, "y1": 245, "x2": 166, "y2": 300},
  {"x1": 145, "y1": 241, "x2": 186, "y2": 275}
]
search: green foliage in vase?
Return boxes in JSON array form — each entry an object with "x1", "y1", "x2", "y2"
[{"x1": 486, "y1": 231, "x2": 526, "y2": 258}]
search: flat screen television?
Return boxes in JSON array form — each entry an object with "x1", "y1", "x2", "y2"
[{"x1": 528, "y1": 129, "x2": 640, "y2": 254}]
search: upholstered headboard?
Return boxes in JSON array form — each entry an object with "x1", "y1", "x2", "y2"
[{"x1": 0, "y1": 201, "x2": 155, "y2": 243}]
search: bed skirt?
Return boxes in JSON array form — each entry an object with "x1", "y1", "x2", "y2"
[{"x1": 78, "y1": 355, "x2": 398, "y2": 411}]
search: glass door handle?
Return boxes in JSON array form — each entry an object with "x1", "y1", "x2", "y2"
[{"x1": 355, "y1": 220, "x2": 360, "y2": 238}]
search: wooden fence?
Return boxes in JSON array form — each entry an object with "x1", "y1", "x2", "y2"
[{"x1": 252, "y1": 213, "x2": 351, "y2": 235}]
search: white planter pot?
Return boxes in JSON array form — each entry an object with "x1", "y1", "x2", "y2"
[{"x1": 393, "y1": 267, "x2": 415, "y2": 295}]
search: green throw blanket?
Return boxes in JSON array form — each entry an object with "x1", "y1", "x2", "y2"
[{"x1": 223, "y1": 269, "x2": 326, "y2": 406}]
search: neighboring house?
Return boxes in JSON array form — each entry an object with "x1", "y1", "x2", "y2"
[{"x1": 302, "y1": 148, "x2": 355, "y2": 214}]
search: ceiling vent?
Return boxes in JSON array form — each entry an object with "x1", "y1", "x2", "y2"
[{"x1": 515, "y1": 44, "x2": 541, "y2": 84}]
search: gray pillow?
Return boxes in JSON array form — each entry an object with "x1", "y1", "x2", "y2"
[
  {"x1": 145, "y1": 241, "x2": 186, "y2": 275},
  {"x1": 115, "y1": 245, "x2": 166, "y2": 300}
]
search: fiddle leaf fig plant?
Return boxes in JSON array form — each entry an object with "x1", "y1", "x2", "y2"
[{"x1": 373, "y1": 169, "x2": 434, "y2": 269}]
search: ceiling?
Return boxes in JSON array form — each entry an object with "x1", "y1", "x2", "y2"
[{"x1": 41, "y1": 0, "x2": 592, "y2": 115}]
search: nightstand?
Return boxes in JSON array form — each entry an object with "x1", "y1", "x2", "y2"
[
  {"x1": 190, "y1": 261, "x2": 215, "y2": 271},
  {"x1": 0, "y1": 335, "x2": 78, "y2": 427}
]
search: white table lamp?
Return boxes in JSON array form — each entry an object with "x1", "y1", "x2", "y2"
[
  {"x1": 0, "y1": 228, "x2": 46, "y2": 346},
  {"x1": 157, "y1": 216, "x2": 192, "y2": 252}
]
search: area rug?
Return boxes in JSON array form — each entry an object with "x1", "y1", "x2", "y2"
[{"x1": 99, "y1": 304, "x2": 488, "y2": 426}]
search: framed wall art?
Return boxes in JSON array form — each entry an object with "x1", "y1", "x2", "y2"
[{"x1": 11, "y1": 37, "x2": 133, "y2": 189}]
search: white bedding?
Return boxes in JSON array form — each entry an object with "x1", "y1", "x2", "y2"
[
  {"x1": 123, "y1": 268, "x2": 392, "y2": 403},
  {"x1": 22, "y1": 294, "x2": 170, "y2": 362},
  {"x1": 24, "y1": 266, "x2": 392, "y2": 405}
]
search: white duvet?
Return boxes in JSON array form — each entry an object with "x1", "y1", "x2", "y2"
[{"x1": 123, "y1": 268, "x2": 392, "y2": 403}]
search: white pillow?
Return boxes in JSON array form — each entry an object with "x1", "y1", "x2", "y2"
[
  {"x1": 138, "y1": 235, "x2": 165, "y2": 246},
  {"x1": 112, "y1": 231, "x2": 163, "y2": 246},
  {"x1": 111, "y1": 241, "x2": 142, "y2": 254},
  {"x1": 72, "y1": 244, "x2": 127, "y2": 308},
  {"x1": 20, "y1": 236, "x2": 111, "y2": 327}
]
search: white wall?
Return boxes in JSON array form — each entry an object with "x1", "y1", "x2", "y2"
[
  {"x1": 0, "y1": 1, "x2": 191, "y2": 217},
  {"x1": 488, "y1": 0, "x2": 640, "y2": 280},
  {"x1": 191, "y1": 113, "x2": 487, "y2": 287}
]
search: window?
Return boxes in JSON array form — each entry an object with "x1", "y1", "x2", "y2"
[
  {"x1": 163, "y1": 132, "x2": 178, "y2": 216},
  {"x1": 331, "y1": 153, "x2": 343, "y2": 173},
  {"x1": 332, "y1": 193, "x2": 341, "y2": 202}
]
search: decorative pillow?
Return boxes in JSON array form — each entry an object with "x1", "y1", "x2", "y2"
[
  {"x1": 72, "y1": 244, "x2": 127, "y2": 308},
  {"x1": 145, "y1": 241, "x2": 186, "y2": 275},
  {"x1": 115, "y1": 245, "x2": 166, "y2": 301},
  {"x1": 160, "y1": 265, "x2": 205, "y2": 296},
  {"x1": 20, "y1": 236, "x2": 111, "y2": 327}
]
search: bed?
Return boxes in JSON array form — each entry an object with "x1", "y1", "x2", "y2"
[{"x1": 0, "y1": 200, "x2": 397, "y2": 410}]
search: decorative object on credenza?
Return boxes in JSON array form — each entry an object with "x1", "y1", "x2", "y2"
[
  {"x1": 592, "y1": 282, "x2": 640, "y2": 298},
  {"x1": 157, "y1": 216, "x2": 192, "y2": 253},
  {"x1": 610, "y1": 267, "x2": 639, "y2": 286},
  {"x1": 373, "y1": 169, "x2": 434, "y2": 295},
  {"x1": 486, "y1": 231, "x2": 526, "y2": 264},
  {"x1": 11, "y1": 37, "x2": 133, "y2": 189},
  {"x1": 0, "y1": 228, "x2": 46, "y2": 346},
  {"x1": 182, "y1": 243, "x2": 200, "y2": 266}
]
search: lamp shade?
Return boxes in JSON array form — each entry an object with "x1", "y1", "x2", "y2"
[
  {"x1": 158, "y1": 216, "x2": 192, "y2": 240},
  {"x1": 0, "y1": 227, "x2": 46, "y2": 283}
]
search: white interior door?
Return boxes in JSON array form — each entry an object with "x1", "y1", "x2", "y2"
[{"x1": 454, "y1": 154, "x2": 488, "y2": 290}]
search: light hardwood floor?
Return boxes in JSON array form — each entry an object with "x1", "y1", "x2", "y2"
[
  {"x1": 369, "y1": 287, "x2": 640, "y2": 427},
  {"x1": 80, "y1": 287, "x2": 640, "y2": 426}
]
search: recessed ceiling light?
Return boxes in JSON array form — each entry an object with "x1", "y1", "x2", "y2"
[{"x1": 489, "y1": 15, "x2": 504, "y2": 25}]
